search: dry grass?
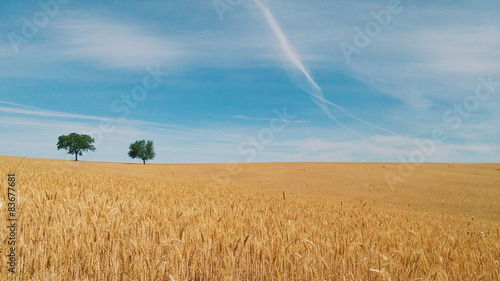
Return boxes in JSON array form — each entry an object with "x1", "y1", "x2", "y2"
[{"x1": 0, "y1": 156, "x2": 499, "y2": 280}]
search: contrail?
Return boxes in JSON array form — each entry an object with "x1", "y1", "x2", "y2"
[
  {"x1": 0, "y1": 100, "x2": 60, "y2": 112},
  {"x1": 252, "y1": 0, "x2": 406, "y2": 142}
]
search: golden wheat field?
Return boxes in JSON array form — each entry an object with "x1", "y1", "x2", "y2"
[{"x1": 0, "y1": 156, "x2": 499, "y2": 280}]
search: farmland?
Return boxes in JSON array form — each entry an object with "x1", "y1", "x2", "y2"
[{"x1": 0, "y1": 156, "x2": 499, "y2": 280}]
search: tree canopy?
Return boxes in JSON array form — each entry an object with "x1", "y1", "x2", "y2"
[
  {"x1": 57, "y1": 133, "x2": 96, "y2": 161},
  {"x1": 128, "y1": 140, "x2": 156, "y2": 164}
]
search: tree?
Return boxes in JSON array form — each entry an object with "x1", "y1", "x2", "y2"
[
  {"x1": 128, "y1": 140, "x2": 156, "y2": 164},
  {"x1": 57, "y1": 133, "x2": 96, "y2": 161}
]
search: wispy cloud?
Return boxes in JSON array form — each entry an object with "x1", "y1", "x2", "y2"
[
  {"x1": 0, "y1": 100, "x2": 187, "y2": 132},
  {"x1": 231, "y1": 115, "x2": 309, "y2": 123},
  {"x1": 278, "y1": 135, "x2": 500, "y2": 163},
  {"x1": 57, "y1": 16, "x2": 184, "y2": 69},
  {"x1": 342, "y1": 5, "x2": 500, "y2": 107}
]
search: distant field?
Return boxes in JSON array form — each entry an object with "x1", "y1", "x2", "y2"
[{"x1": 0, "y1": 156, "x2": 499, "y2": 280}]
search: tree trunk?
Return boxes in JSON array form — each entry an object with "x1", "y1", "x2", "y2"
[
  {"x1": 143, "y1": 159, "x2": 146, "y2": 165},
  {"x1": 75, "y1": 153, "x2": 78, "y2": 161}
]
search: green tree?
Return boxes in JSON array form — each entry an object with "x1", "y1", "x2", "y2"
[
  {"x1": 128, "y1": 140, "x2": 156, "y2": 164},
  {"x1": 57, "y1": 133, "x2": 96, "y2": 161}
]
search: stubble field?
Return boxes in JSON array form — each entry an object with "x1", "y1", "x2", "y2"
[{"x1": 0, "y1": 156, "x2": 499, "y2": 280}]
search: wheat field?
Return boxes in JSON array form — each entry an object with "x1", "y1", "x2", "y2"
[{"x1": 0, "y1": 156, "x2": 499, "y2": 280}]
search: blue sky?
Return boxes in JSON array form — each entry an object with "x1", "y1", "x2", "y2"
[{"x1": 0, "y1": 0, "x2": 499, "y2": 164}]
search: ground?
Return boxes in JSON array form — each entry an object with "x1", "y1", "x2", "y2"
[{"x1": 0, "y1": 156, "x2": 499, "y2": 280}]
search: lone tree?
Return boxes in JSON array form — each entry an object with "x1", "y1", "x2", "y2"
[
  {"x1": 57, "y1": 133, "x2": 96, "y2": 161},
  {"x1": 128, "y1": 140, "x2": 156, "y2": 164}
]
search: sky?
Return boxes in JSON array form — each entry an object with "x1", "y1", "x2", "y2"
[{"x1": 0, "y1": 0, "x2": 499, "y2": 164}]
